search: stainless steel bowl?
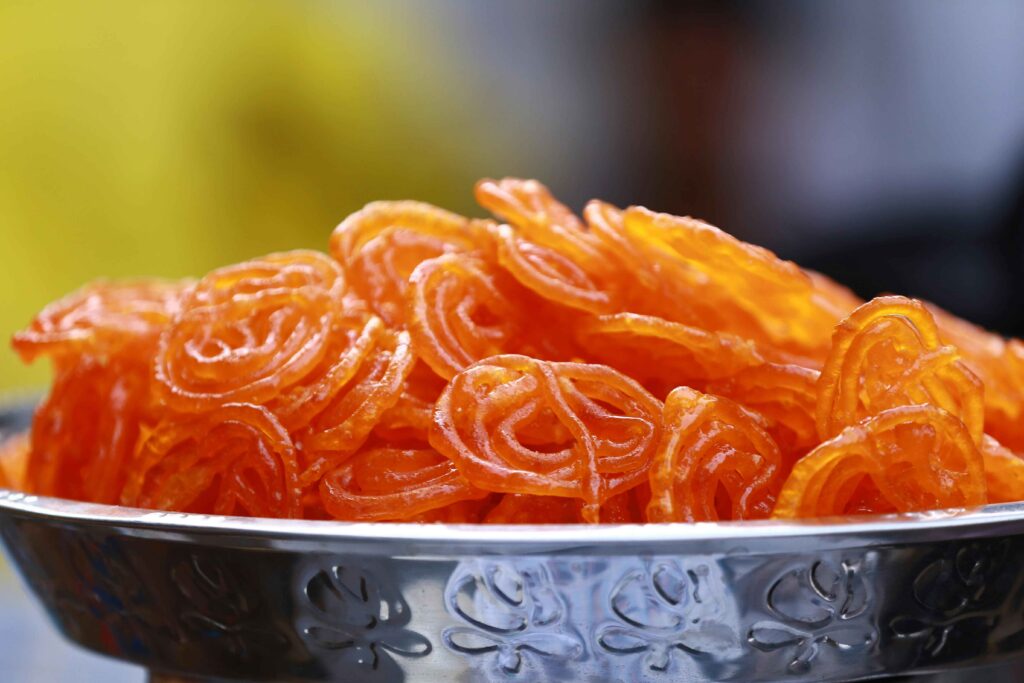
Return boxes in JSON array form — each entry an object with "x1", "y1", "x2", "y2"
[{"x1": 3, "y1": 401, "x2": 1024, "y2": 682}]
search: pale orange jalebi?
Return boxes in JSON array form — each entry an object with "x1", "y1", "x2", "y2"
[
  {"x1": 121, "y1": 402, "x2": 300, "y2": 518},
  {"x1": 320, "y1": 446, "x2": 487, "y2": 521},
  {"x1": 155, "y1": 251, "x2": 344, "y2": 411},
  {"x1": 329, "y1": 201, "x2": 491, "y2": 326},
  {"x1": 816, "y1": 296, "x2": 984, "y2": 444},
  {"x1": 12, "y1": 280, "x2": 188, "y2": 362},
  {"x1": 616, "y1": 206, "x2": 846, "y2": 359},
  {"x1": 647, "y1": 387, "x2": 783, "y2": 522},
  {"x1": 575, "y1": 313, "x2": 766, "y2": 397},
  {"x1": 298, "y1": 328, "x2": 415, "y2": 484},
  {"x1": 980, "y1": 435, "x2": 1024, "y2": 504},
  {"x1": 407, "y1": 253, "x2": 523, "y2": 379},
  {"x1": 704, "y1": 363, "x2": 820, "y2": 467},
  {"x1": 27, "y1": 355, "x2": 153, "y2": 505},
  {"x1": 431, "y1": 354, "x2": 662, "y2": 522},
  {"x1": 773, "y1": 405, "x2": 986, "y2": 518},
  {"x1": 12, "y1": 177, "x2": 1024, "y2": 524},
  {"x1": 477, "y1": 178, "x2": 621, "y2": 314},
  {"x1": 928, "y1": 302, "x2": 1024, "y2": 452}
]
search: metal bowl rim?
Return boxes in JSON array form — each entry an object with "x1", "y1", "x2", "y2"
[{"x1": 3, "y1": 488, "x2": 1024, "y2": 552}]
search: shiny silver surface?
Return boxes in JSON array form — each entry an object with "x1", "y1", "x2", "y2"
[{"x1": 3, "y1": 402, "x2": 1024, "y2": 681}]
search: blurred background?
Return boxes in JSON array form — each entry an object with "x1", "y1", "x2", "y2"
[
  {"x1": 1, "y1": 1, "x2": 1024, "y2": 678},
  {"x1": 4, "y1": 1, "x2": 1024, "y2": 392}
]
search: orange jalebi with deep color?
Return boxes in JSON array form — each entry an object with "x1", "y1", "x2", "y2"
[
  {"x1": 9, "y1": 177, "x2": 1024, "y2": 523},
  {"x1": 430, "y1": 354, "x2": 662, "y2": 522},
  {"x1": 773, "y1": 405, "x2": 986, "y2": 518},
  {"x1": 816, "y1": 296, "x2": 984, "y2": 444},
  {"x1": 647, "y1": 387, "x2": 782, "y2": 522}
]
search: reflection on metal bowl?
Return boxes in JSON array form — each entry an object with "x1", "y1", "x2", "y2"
[{"x1": 2, "y1": 402, "x2": 1024, "y2": 682}]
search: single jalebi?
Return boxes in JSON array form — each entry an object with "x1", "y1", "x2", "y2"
[
  {"x1": 616, "y1": 206, "x2": 849, "y2": 359},
  {"x1": 477, "y1": 178, "x2": 622, "y2": 315},
  {"x1": 647, "y1": 386, "x2": 783, "y2": 522},
  {"x1": 575, "y1": 313, "x2": 766, "y2": 397},
  {"x1": 773, "y1": 405, "x2": 986, "y2": 518},
  {"x1": 430, "y1": 354, "x2": 662, "y2": 522},
  {"x1": 980, "y1": 435, "x2": 1024, "y2": 504},
  {"x1": 11, "y1": 176, "x2": 1024, "y2": 524},
  {"x1": 155, "y1": 251, "x2": 344, "y2": 411},
  {"x1": 329, "y1": 200, "x2": 491, "y2": 326},
  {"x1": 298, "y1": 328, "x2": 415, "y2": 484},
  {"x1": 319, "y1": 446, "x2": 487, "y2": 521},
  {"x1": 121, "y1": 402, "x2": 301, "y2": 518},
  {"x1": 928, "y1": 302, "x2": 1024, "y2": 451},
  {"x1": 704, "y1": 363, "x2": 820, "y2": 468},
  {"x1": 12, "y1": 279, "x2": 188, "y2": 362},
  {"x1": 816, "y1": 296, "x2": 984, "y2": 444},
  {"x1": 406, "y1": 253, "x2": 524, "y2": 379}
]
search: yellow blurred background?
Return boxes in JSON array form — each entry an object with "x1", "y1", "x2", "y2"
[
  {"x1": 6, "y1": 1, "x2": 1024, "y2": 397},
  {"x1": 0, "y1": 1, "x2": 551, "y2": 392}
]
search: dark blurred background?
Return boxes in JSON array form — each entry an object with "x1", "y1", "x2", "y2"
[
  {"x1": 2, "y1": 2, "x2": 1024, "y2": 678},
  {"x1": 3, "y1": 1, "x2": 1024, "y2": 392}
]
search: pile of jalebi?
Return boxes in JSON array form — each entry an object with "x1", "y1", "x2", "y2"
[{"x1": 8, "y1": 177, "x2": 1024, "y2": 523}]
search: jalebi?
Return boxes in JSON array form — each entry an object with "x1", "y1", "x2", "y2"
[
  {"x1": 8, "y1": 177, "x2": 1024, "y2": 524},
  {"x1": 773, "y1": 405, "x2": 986, "y2": 518},
  {"x1": 329, "y1": 201, "x2": 490, "y2": 326},
  {"x1": 816, "y1": 296, "x2": 984, "y2": 444},
  {"x1": 647, "y1": 386, "x2": 782, "y2": 522},
  {"x1": 155, "y1": 251, "x2": 343, "y2": 410},
  {"x1": 320, "y1": 446, "x2": 487, "y2": 521},
  {"x1": 12, "y1": 279, "x2": 187, "y2": 362},
  {"x1": 704, "y1": 363, "x2": 820, "y2": 467},
  {"x1": 430, "y1": 354, "x2": 662, "y2": 522},
  {"x1": 121, "y1": 402, "x2": 300, "y2": 518}
]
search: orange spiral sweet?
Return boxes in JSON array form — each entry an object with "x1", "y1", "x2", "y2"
[
  {"x1": 155, "y1": 251, "x2": 344, "y2": 411},
  {"x1": 371, "y1": 360, "x2": 447, "y2": 443},
  {"x1": 816, "y1": 296, "x2": 984, "y2": 444},
  {"x1": 431, "y1": 354, "x2": 662, "y2": 521},
  {"x1": 329, "y1": 201, "x2": 490, "y2": 325},
  {"x1": 704, "y1": 363, "x2": 820, "y2": 467},
  {"x1": 477, "y1": 178, "x2": 621, "y2": 314},
  {"x1": 121, "y1": 402, "x2": 300, "y2": 518},
  {"x1": 298, "y1": 328, "x2": 415, "y2": 484},
  {"x1": 320, "y1": 447, "x2": 487, "y2": 521},
  {"x1": 27, "y1": 355, "x2": 152, "y2": 504},
  {"x1": 12, "y1": 280, "x2": 187, "y2": 361},
  {"x1": 268, "y1": 313, "x2": 382, "y2": 431},
  {"x1": 12, "y1": 177, "x2": 1024, "y2": 525},
  {"x1": 979, "y1": 435, "x2": 1024, "y2": 504},
  {"x1": 617, "y1": 206, "x2": 847, "y2": 359},
  {"x1": 647, "y1": 386, "x2": 783, "y2": 522},
  {"x1": 407, "y1": 254, "x2": 522, "y2": 379},
  {"x1": 928, "y1": 302, "x2": 1024, "y2": 452},
  {"x1": 773, "y1": 405, "x2": 986, "y2": 519},
  {"x1": 575, "y1": 313, "x2": 766, "y2": 397}
]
